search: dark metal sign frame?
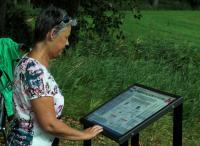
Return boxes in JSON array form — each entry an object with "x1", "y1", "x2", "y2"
[{"x1": 80, "y1": 83, "x2": 183, "y2": 146}]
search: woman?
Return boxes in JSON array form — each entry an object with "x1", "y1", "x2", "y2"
[{"x1": 6, "y1": 6, "x2": 103, "y2": 146}]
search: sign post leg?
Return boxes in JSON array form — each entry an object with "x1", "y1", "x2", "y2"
[
  {"x1": 83, "y1": 124, "x2": 91, "y2": 146},
  {"x1": 131, "y1": 133, "x2": 139, "y2": 146},
  {"x1": 120, "y1": 140, "x2": 128, "y2": 146},
  {"x1": 173, "y1": 103, "x2": 183, "y2": 146}
]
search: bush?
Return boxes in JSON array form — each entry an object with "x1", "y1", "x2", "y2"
[{"x1": 5, "y1": 3, "x2": 39, "y2": 45}]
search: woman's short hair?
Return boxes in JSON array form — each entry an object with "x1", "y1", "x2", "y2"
[{"x1": 34, "y1": 5, "x2": 67, "y2": 43}]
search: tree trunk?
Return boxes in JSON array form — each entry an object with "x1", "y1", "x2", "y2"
[
  {"x1": 27, "y1": 0, "x2": 31, "y2": 5},
  {"x1": 148, "y1": 0, "x2": 159, "y2": 7},
  {"x1": 148, "y1": 0, "x2": 153, "y2": 5},
  {"x1": 189, "y1": 0, "x2": 200, "y2": 9},
  {"x1": 67, "y1": 0, "x2": 80, "y2": 17},
  {"x1": 153, "y1": 0, "x2": 159, "y2": 7},
  {"x1": 14, "y1": 0, "x2": 17, "y2": 5},
  {"x1": 0, "y1": 0, "x2": 7, "y2": 36},
  {"x1": 55, "y1": 0, "x2": 80, "y2": 17}
]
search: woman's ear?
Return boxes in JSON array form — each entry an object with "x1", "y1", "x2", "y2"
[{"x1": 49, "y1": 28, "x2": 57, "y2": 40}]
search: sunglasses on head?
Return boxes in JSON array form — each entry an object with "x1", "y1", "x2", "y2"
[{"x1": 55, "y1": 15, "x2": 77, "y2": 27}]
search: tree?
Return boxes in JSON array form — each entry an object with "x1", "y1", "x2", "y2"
[
  {"x1": 14, "y1": 0, "x2": 17, "y2": 5},
  {"x1": 31, "y1": 0, "x2": 140, "y2": 42},
  {"x1": 188, "y1": 0, "x2": 200, "y2": 8},
  {"x1": 27, "y1": 0, "x2": 31, "y2": 4},
  {"x1": 148, "y1": 0, "x2": 160, "y2": 7}
]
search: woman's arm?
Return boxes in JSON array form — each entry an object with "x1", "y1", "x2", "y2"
[{"x1": 31, "y1": 96, "x2": 103, "y2": 140}]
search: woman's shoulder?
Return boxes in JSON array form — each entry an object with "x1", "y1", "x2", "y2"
[{"x1": 16, "y1": 56, "x2": 45, "y2": 74}]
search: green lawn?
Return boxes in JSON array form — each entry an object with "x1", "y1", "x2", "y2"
[
  {"x1": 123, "y1": 10, "x2": 200, "y2": 45},
  {"x1": 49, "y1": 10, "x2": 200, "y2": 146}
]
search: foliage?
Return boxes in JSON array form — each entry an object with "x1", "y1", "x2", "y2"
[
  {"x1": 138, "y1": 0, "x2": 200, "y2": 10},
  {"x1": 187, "y1": 0, "x2": 200, "y2": 9},
  {"x1": 39, "y1": 0, "x2": 140, "y2": 43},
  {"x1": 5, "y1": 2, "x2": 39, "y2": 45},
  {"x1": 0, "y1": 0, "x2": 141, "y2": 55},
  {"x1": 77, "y1": 0, "x2": 141, "y2": 40}
]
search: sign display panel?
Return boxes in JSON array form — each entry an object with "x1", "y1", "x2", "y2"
[{"x1": 81, "y1": 84, "x2": 182, "y2": 143}]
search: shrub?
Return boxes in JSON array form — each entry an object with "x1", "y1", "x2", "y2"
[{"x1": 5, "y1": 3, "x2": 39, "y2": 45}]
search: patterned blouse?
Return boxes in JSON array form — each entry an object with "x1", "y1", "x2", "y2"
[{"x1": 6, "y1": 55, "x2": 64, "y2": 146}]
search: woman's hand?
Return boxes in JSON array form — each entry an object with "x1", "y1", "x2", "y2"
[{"x1": 82, "y1": 125, "x2": 103, "y2": 140}]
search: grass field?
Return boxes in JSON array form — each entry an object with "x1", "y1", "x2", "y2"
[{"x1": 49, "y1": 10, "x2": 200, "y2": 146}]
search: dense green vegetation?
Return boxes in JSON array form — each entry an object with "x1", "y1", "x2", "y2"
[
  {"x1": 0, "y1": 1, "x2": 199, "y2": 145},
  {"x1": 49, "y1": 11, "x2": 200, "y2": 146}
]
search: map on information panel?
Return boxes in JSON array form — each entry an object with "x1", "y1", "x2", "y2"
[{"x1": 85, "y1": 85, "x2": 176, "y2": 135}]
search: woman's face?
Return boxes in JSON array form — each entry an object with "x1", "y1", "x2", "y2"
[{"x1": 49, "y1": 26, "x2": 71, "y2": 58}]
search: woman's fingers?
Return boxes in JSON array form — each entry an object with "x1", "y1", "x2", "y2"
[
  {"x1": 91, "y1": 125, "x2": 103, "y2": 133},
  {"x1": 92, "y1": 125, "x2": 103, "y2": 130},
  {"x1": 84, "y1": 125, "x2": 103, "y2": 139}
]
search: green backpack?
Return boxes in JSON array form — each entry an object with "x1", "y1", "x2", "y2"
[{"x1": 0, "y1": 38, "x2": 21, "y2": 117}]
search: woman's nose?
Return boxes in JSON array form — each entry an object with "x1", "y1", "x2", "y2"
[{"x1": 66, "y1": 40, "x2": 69, "y2": 46}]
